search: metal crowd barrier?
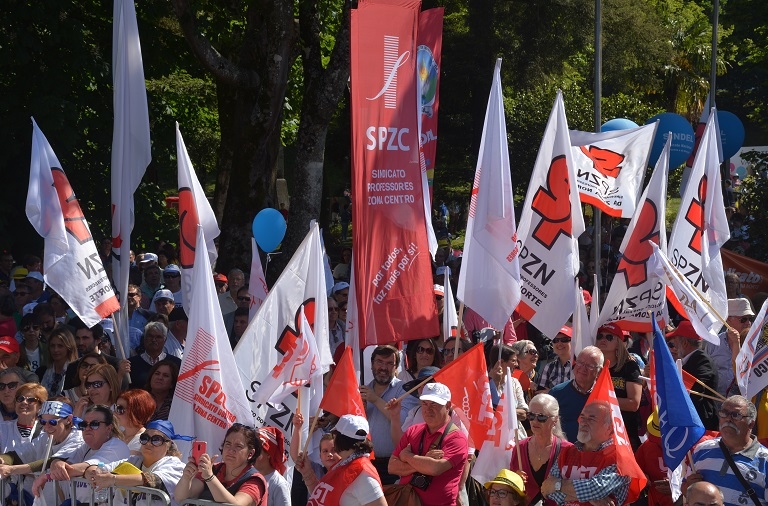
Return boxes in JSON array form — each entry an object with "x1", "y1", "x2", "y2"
[
  {"x1": 0, "y1": 475, "x2": 172, "y2": 506},
  {"x1": 180, "y1": 499, "x2": 236, "y2": 506}
]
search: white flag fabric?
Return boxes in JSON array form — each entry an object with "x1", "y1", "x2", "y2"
[
  {"x1": 569, "y1": 124, "x2": 656, "y2": 218},
  {"x1": 235, "y1": 222, "x2": 331, "y2": 444},
  {"x1": 248, "y1": 238, "x2": 268, "y2": 320},
  {"x1": 345, "y1": 261, "x2": 362, "y2": 379},
  {"x1": 736, "y1": 298, "x2": 768, "y2": 398},
  {"x1": 572, "y1": 280, "x2": 592, "y2": 356},
  {"x1": 596, "y1": 136, "x2": 671, "y2": 332},
  {"x1": 457, "y1": 59, "x2": 521, "y2": 330},
  {"x1": 169, "y1": 225, "x2": 253, "y2": 455},
  {"x1": 516, "y1": 91, "x2": 585, "y2": 338},
  {"x1": 471, "y1": 367, "x2": 518, "y2": 485},
  {"x1": 110, "y1": 0, "x2": 151, "y2": 351},
  {"x1": 176, "y1": 123, "x2": 219, "y2": 310},
  {"x1": 651, "y1": 244, "x2": 720, "y2": 344},
  {"x1": 27, "y1": 120, "x2": 120, "y2": 327},
  {"x1": 443, "y1": 270, "x2": 458, "y2": 341},
  {"x1": 251, "y1": 308, "x2": 321, "y2": 406},
  {"x1": 667, "y1": 111, "x2": 730, "y2": 325},
  {"x1": 589, "y1": 275, "x2": 600, "y2": 341}
]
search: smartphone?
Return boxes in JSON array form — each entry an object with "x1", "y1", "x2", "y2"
[{"x1": 192, "y1": 441, "x2": 207, "y2": 463}]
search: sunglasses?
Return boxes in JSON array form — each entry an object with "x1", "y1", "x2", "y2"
[
  {"x1": 85, "y1": 381, "x2": 105, "y2": 390},
  {"x1": 237, "y1": 296, "x2": 251, "y2": 302},
  {"x1": 0, "y1": 381, "x2": 19, "y2": 391},
  {"x1": 527, "y1": 412, "x2": 554, "y2": 423},
  {"x1": 111, "y1": 404, "x2": 127, "y2": 415},
  {"x1": 435, "y1": 296, "x2": 444, "y2": 301},
  {"x1": 78, "y1": 420, "x2": 108, "y2": 430},
  {"x1": 22, "y1": 325, "x2": 40, "y2": 332},
  {"x1": 38, "y1": 417, "x2": 66, "y2": 426},
  {"x1": 139, "y1": 433, "x2": 171, "y2": 446},
  {"x1": 416, "y1": 346, "x2": 434, "y2": 355},
  {"x1": 552, "y1": 337, "x2": 571, "y2": 344},
  {"x1": 667, "y1": 341, "x2": 677, "y2": 348},
  {"x1": 739, "y1": 316, "x2": 753, "y2": 324},
  {"x1": 596, "y1": 333, "x2": 616, "y2": 342},
  {"x1": 128, "y1": 292, "x2": 141, "y2": 298},
  {"x1": 16, "y1": 395, "x2": 39, "y2": 404},
  {"x1": 524, "y1": 348, "x2": 538, "y2": 356},
  {"x1": 718, "y1": 409, "x2": 748, "y2": 421}
]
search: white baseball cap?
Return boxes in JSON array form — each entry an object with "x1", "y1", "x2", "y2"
[
  {"x1": 335, "y1": 415, "x2": 369, "y2": 440},
  {"x1": 419, "y1": 382, "x2": 451, "y2": 405}
]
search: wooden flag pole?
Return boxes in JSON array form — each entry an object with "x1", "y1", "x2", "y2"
[
  {"x1": 301, "y1": 406, "x2": 323, "y2": 456},
  {"x1": 455, "y1": 302, "x2": 466, "y2": 361},
  {"x1": 392, "y1": 376, "x2": 435, "y2": 405}
]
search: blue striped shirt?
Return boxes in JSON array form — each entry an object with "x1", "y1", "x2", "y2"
[{"x1": 691, "y1": 437, "x2": 768, "y2": 506}]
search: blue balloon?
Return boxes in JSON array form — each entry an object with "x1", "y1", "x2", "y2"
[
  {"x1": 645, "y1": 113, "x2": 695, "y2": 169},
  {"x1": 601, "y1": 118, "x2": 639, "y2": 132},
  {"x1": 252, "y1": 208, "x2": 287, "y2": 253},
  {"x1": 717, "y1": 110, "x2": 745, "y2": 160}
]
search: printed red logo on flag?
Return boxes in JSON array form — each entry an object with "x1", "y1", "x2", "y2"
[
  {"x1": 178, "y1": 187, "x2": 199, "y2": 269},
  {"x1": 51, "y1": 167, "x2": 92, "y2": 245},
  {"x1": 531, "y1": 155, "x2": 573, "y2": 249},
  {"x1": 616, "y1": 200, "x2": 660, "y2": 288},
  {"x1": 685, "y1": 176, "x2": 707, "y2": 255},
  {"x1": 579, "y1": 146, "x2": 625, "y2": 178},
  {"x1": 274, "y1": 300, "x2": 317, "y2": 380}
]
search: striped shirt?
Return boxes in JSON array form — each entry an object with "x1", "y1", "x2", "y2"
[{"x1": 691, "y1": 437, "x2": 768, "y2": 506}]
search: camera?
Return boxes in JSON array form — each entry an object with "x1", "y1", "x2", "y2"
[{"x1": 410, "y1": 473, "x2": 432, "y2": 491}]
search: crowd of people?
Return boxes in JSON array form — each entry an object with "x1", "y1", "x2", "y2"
[{"x1": 0, "y1": 196, "x2": 763, "y2": 506}]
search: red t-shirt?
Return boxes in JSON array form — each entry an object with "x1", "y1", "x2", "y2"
[{"x1": 213, "y1": 464, "x2": 265, "y2": 506}]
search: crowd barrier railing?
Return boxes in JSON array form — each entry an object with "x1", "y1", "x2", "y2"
[
  {"x1": 180, "y1": 499, "x2": 236, "y2": 506},
  {"x1": 1, "y1": 475, "x2": 172, "y2": 506},
  {"x1": 0, "y1": 474, "x2": 28, "y2": 506}
]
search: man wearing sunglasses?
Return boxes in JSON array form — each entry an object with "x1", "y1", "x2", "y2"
[
  {"x1": 685, "y1": 395, "x2": 768, "y2": 506},
  {"x1": 666, "y1": 321, "x2": 720, "y2": 431},
  {"x1": 704, "y1": 298, "x2": 755, "y2": 398}
]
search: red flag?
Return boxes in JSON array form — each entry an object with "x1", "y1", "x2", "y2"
[
  {"x1": 351, "y1": 0, "x2": 439, "y2": 346},
  {"x1": 587, "y1": 364, "x2": 648, "y2": 503},
  {"x1": 417, "y1": 7, "x2": 443, "y2": 202},
  {"x1": 433, "y1": 343, "x2": 494, "y2": 446},
  {"x1": 320, "y1": 347, "x2": 366, "y2": 419}
]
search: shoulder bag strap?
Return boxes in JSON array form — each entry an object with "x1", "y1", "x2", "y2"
[{"x1": 718, "y1": 439, "x2": 762, "y2": 506}]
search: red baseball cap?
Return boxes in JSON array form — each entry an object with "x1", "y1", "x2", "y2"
[
  {"x1": 665, "y1": 320, "x2": 701, "y2": 340},
  {"x1": 557, "y1": 326, "x2": 573, "y2": 339},
  {"x1": 0, "y1": 337, "x2": 19, "y2": 354},
  {"x1": 598, "y1": 323, "x2": 629, "y2": 341}
]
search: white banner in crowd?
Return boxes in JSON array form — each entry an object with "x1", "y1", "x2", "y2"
[
  {"x1": 569, "y1": 123, "x2": 656, "y2": 218},
  {"x1": 736, "y1": 297, "x2": 768, "y2": 398},
  {"x1": 27, "y1": 119, "x2": 120, "y2": 327},
  {"x1": 169, "y1": 225, "x2": 253, "y2": 455},
  {"x1": 248, "y1": 238, "x2": 268, "y2": 320}
]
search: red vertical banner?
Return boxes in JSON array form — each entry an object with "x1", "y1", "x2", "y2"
[
  {"x1": 417, "y1": 8, "x2": 444, "y2": 200},
  {"x1": 351, "y1": 0, "x2": 439, "y2": 346}
]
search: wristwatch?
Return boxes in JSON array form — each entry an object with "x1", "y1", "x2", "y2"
[{"x1": 554, "y1": 479, "x2": 562, "y2": 492}]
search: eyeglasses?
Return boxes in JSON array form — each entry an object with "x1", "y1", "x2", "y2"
[
  {"x1": 22, "y1": 325, "x2": 40, "y2": 332},
  {"x1": 416, "y1": 346, "x2": 434, "y2": 355},
  {"x1": 128, "y1": 292, "x2": 141, "y2": 298},
  {"x1": 111, "y1": 404, "x2": 127, "y2": 415},
  {"x1": 140, "y1": 433, "x2": 171, "y2": 446},
  {"x1": 237, "y1": 296, "x2": 251, "y2": 302},
  {"x1": 85, "y1": 381, "x2": 105, "y2": 389},
  {"x1": 525, "y1": 348, "x2": 538, "y2": 356},
  {"x1": 552, "y1": 337, "x2": 571, "y2": 344},
  {"x1": 78, "y1": 420, "x2": 108, "y2": 430},
  {"x1": 38, "y1": 417, "x2": 66, "y2": 426},
  {"x1": 16, "y1": 395, "x2": 39, "y2": 404},
  {"x1": 0, "y1": 381, "x2": 19, "y2": 391},
  {"x1": 718, "y1": 409, "x2": 749, "y2": 421},
  {"x1": 573, "y1": 360, "x2": 599, "y2": 372},
  {"x1": 488, "y1": 489, "x2": 511, "y2": 498},
  {"x1": 79, "y1": 361, "x2": 99, "y2": 369},
  {"x1": 527, "y1": 412, "x2": 554, "y2": 423},
  {"x1": 596, "y1": 333, "x2": 616, "y2": 342}
]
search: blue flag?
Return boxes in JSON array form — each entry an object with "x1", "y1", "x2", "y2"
[{"x1": 652, "y1": 317, "x2": 705, "y2": 470}]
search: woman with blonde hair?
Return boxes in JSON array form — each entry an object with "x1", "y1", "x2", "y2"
[
  {"x1": 0, "y1": 382, "x2": 47, "y2": 453},
  {"x1": 510, "y1": 394, "x2": 572, "y2": 506},
  {"x1": 37, "y1": 326, "x2": 78, "y2": 396}
]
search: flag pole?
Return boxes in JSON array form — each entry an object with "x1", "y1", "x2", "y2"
[
  {"x1": 296, "y1": 388, "x2": 302, "y2": 454},
  {"x1": 110, "y1": 314, "x2": 131, "y2": 384},
  {"x1": 301, "y1": 406, "x2": 323, "y2": 456},
  {"x1": 455, "y1": 302, "x2": 465, "y2": 360},
  {"x1": 392, "y1": 376, "x2": 435, "y2": 405}
]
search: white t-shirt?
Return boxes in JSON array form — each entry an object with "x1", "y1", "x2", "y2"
[
  {"x1": 25, "y1": 346, "x2": 41, "y2": 371},
  {"x1": 64, "y1": 437, "x2": 131, "y2": 503},
  {"x1": 0, "y1": 419, "x2": 40, "y2": 454},
  {"x1": 339, "y1": 473, "x2": 384, "y2": 506},
  {"x1": 264, "y1": 470, "x2": 291, "y2": 506},
  {"x1": 105, "y1": 455, "x2": 186, "y2": 506}
]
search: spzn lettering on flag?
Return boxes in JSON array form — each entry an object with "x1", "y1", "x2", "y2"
[
  {"x1": 516, "y1": 242, "x2": 556, "y2": 308},
  {"x1": 671, "y1": 249, "x2": 709, "y2": 294}
]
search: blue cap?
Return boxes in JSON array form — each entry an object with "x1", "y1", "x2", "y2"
[{"x1": 145, "y1": 420, "x2": 194, "y2": 441}]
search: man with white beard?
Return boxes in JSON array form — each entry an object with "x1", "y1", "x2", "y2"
[{"x1": 542, "y1": 401, "x2": 631, "y2": 505}]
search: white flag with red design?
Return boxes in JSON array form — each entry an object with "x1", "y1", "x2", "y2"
[
  {"x1": 177, "y1": 122, "x2": 219, "y2": 310},
  {"x1": 667, "y1": 110, "x2": 730, "y2": 324},
  {"x1": 456, "y1": 59, "x2": 521, "y2": 331},
  {"x1": 471, "y1": 367, "x2": 518, "y2": 485},
  {"x1": 252, "y1": 307, "x2": 321, "y2": 406},
  {"x1": 569, "y1": 123, "x2": 656, "y2": 218},
  {"x1": 169, "y1": 225, "x2": 253, "y2": 454},
  {"x1": 516, "y1": 91, "x2": 585, "y2": 338},
  {"x1": 110, "y1": 0, "x2": 151, "y2": 345},
  {"x1": 248, "y1": 238, "x2": 268, "y2": 320},
  {"x1": 443, "y1": 270, "x2": 458, "y2": 340},
  {"x1": 26, "y1": 119, "x2": 120, "y2": 327},
  {"x1": 433, "y1": 343, "x2": 494, "y2": 447},
  {"x1": 235, "y1": 222, "x2": 331, "y2": 444},
  {"x1": 595, "y1": 136, "x2": 671, "y2": 332}
]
